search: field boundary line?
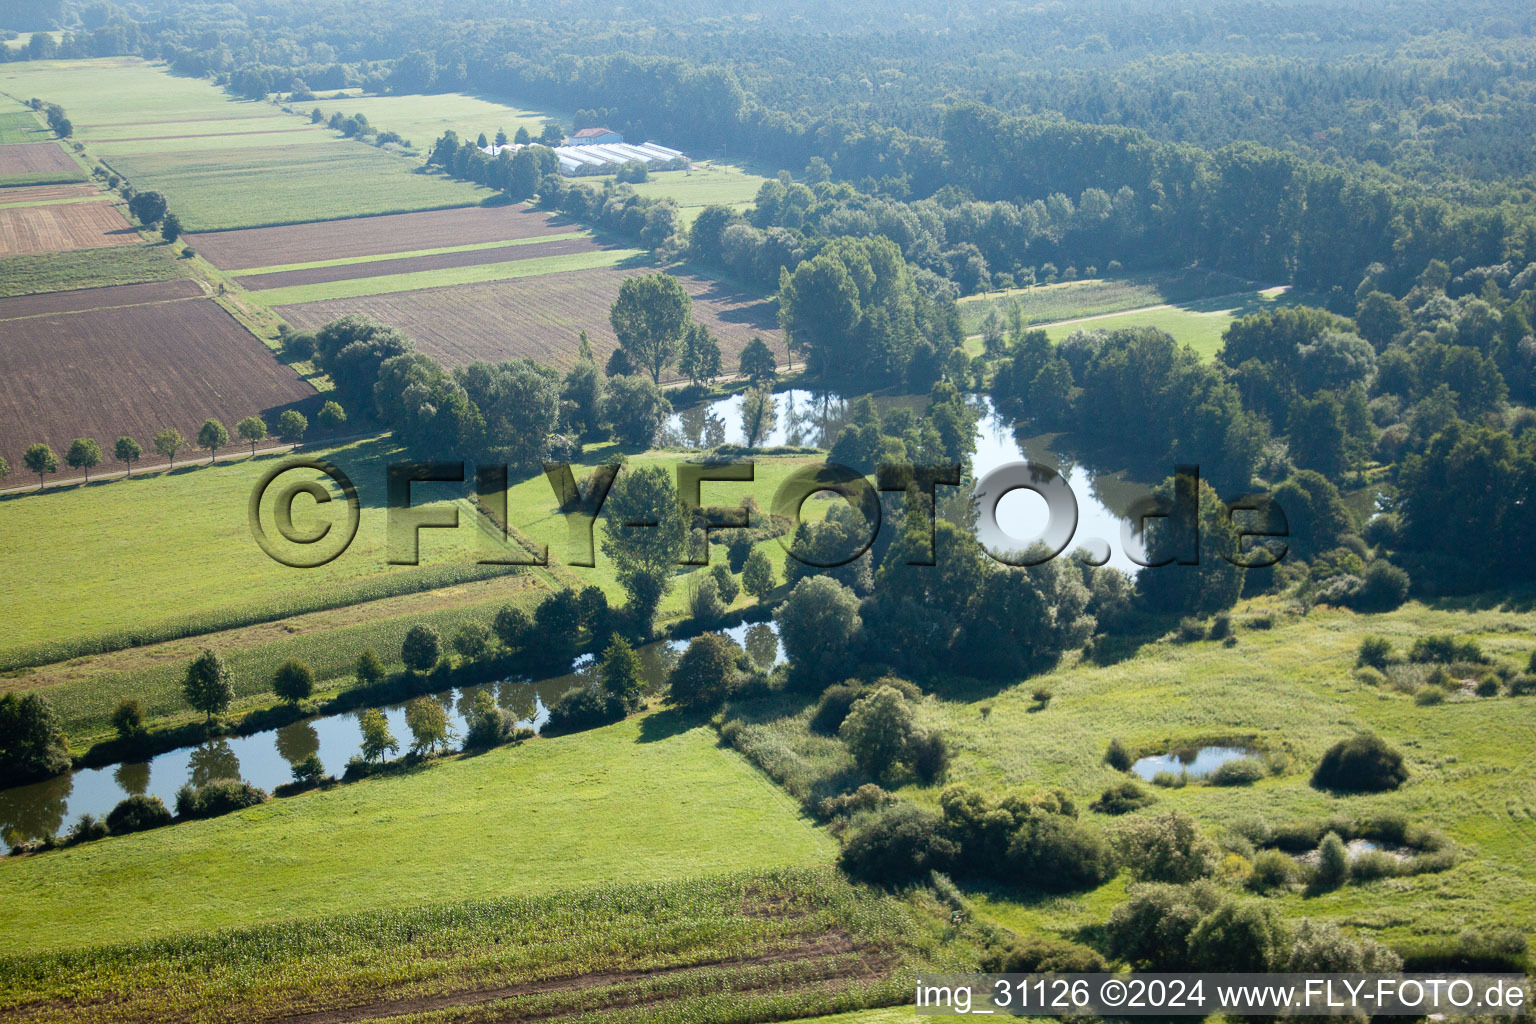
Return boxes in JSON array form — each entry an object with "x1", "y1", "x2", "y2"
[
  {"x1": 0, "y1": 292, "x2": 204, "y2": 323},
  {"x1": 232, "y1": 230, "x2": 593, "y2": 276}
]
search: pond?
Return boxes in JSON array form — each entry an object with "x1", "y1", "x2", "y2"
[
  {"x1": 1130, "y1": 745, "x2": 1256, "y2": 782},
  {"x1": 0, "y1": 621, "x2": 783, "y2": 846},
  {"x1": 663, "y1": 390, "x2": 1151, "y2": 573}
]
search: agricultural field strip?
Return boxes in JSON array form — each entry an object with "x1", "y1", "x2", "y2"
[
  {"x1": 186, "y1": 204, "x2": 580, "y2": 269},
  {"x1": 244, "y1": 246, "x2": 643, "y2": 305},
  {"x1": 0, "y1": 193, "x2": 110, "y2": 210},
  {"x1": 0, "y1": 278, "x2": 203, "y2": 320},
  {"x1": 92, "y1": 127, "x2": 322, "y2": 144},
  {"x1": 233, "y1": 230, "x2": 592, "y2": 276},
  {"x1": 233, "y1": 235, "x2": 606, "y2": 291}
]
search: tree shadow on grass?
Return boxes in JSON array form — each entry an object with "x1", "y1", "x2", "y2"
[{"x1": 636, "y1": 705, "x2": 703, "y2": 743}]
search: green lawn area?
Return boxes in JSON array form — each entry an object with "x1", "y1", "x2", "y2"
[
  {"x1": 0, "y1": 714, "x2": 836, "y2": 953},
  {"x1": 1041, "y1": 285, "x2": 1307, "y2": 360},
  {"x1": 0, "y1": 437, "x2": 528, "y2": 668},
  {"x1": 299, "y1": 91, "x2": 566, "y2": 149},
  {"x1": 102, "y1": 142, "x2": 489, "y2": 231},
  {"x1": 0, "y1": 245, "x2": 186, "y2": 297},
  {"x1": 601, "y1": 161, "x2": 769, "y2": 211},
  {"x1": 0, "y1": 59, "x2": 493, "y2": 230},
  {"x1": 958, "y1": 268, "x2": 1261, "y2": 336},
  {"x1": 906, "y1": 597, "x2": 1536, "y2": 947},
  {"x1": 245, "y1": 245, "x2": 643, "y2": 305},
  {"x1": 0, "y1": 108, "x2": 46, "y2": 144}
]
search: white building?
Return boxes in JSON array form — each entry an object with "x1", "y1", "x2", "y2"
[{"x1": 478, "y1": 138, "x2": 688, "y2": 177}]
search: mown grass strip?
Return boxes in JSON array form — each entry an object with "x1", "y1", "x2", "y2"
[
  {"x1": 245, "y1": 246, "x2": 645, "y2": 305},
  {"x1": 0, "y1": 246, "x2": 185, "y2": 298},
  {"x1": 234, "y1": 230, "x2": 592, "y2": 276}
]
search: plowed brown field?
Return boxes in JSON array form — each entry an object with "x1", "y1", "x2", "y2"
[
  {"x1": 0, "y1": 202, "x2": 138, "y2": 255},
  {"x1": 0, "y1": 278, "x2": 201, "y2": 320},
  {"x1": 0, "y1": 142, "x2": 80, "y2": 180},
  {"x1": 235, "y1": 235, "x2": 604, "y2": 291},
  {"x1": 0, "y1": 298, "x2": 314, "y2": 475},
  {"x1": 187, "y1": 204, "x2": 577, "y2": 269},
  {"x1": 0, "y1": 183, "x2": 101, "y2": 204},
  {"x1": 275, "y1": 266, "x2": 783, "y2": 379}
]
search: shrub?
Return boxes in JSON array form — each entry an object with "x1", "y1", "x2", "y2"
[
  {"x1": 1177, "y1": 617, "x2": 1207, "y2": 642},
  {"x1": 840, "y1": 686, "x2": 916, "y2": 782},
  {"x1": 1188, "y1": 899, "x2": 1286, "y2": 972},
  {"x1": 1208, "y1": 758, "x2": 1265, "y2": 786},
  {"x1": 175, "y1": 779, "x2": 268, "y2": 819},
  {"x1": 1118, "y1": 811, "x2": 1220, "y2": 882},
  {"x1": 1409, "y1": 635, "x2": 1485, "y2": 664},
  {"x1": 709, "y1": 563, "x2": 740, "y2": 604},
  {"x1": 1151, "y1": 770, "x2": 1186, "y2": 787},
  {"x1": 667, "y1": 633, "x2": 738, "y2": 709},
  {"x1": 987, "y1": 937, "x2": 1108, "y2": 973},
  {"x1": 687, "y1": 575, "x2": 727, "y2": 623},
  {"x1": 544, "y1": 685, "x2": 625, "y2": 734},
  {"x1": 451, "y1": 621, "x2": 492, "y2": 662},
  {"x1": 354, "y1": 648, "x2": 385, "y2": 687},
  {"x1": 1509, "y1": 674, "x2": 1536, "y2": 696},
  {"x1": 401, "y1": 624, "x2": 442, "y2": 673},
  {"x1": 810, "y1": 683, "x2": 866, "y2": 735},
  {"x1": 290, "y1": 753, "x2": 326, "y2": 785},
  {"x1": 106, "y1": 794, "x2": 173, "y2": 835},
  {"x1": 1105, "y1": 881, "x2": 1223, "y2": 970},
  {"x1": 66, "y1": 814, "x2": 109, "y2": 845},
  {"x1": 1313, "y1": 831, "x2": 1350, "y2": 890},
  {"x1": 1415, "y1": 685, "x2": 1449, "y2": 705},
  {"x1": 817, "y1": 783, "x2": 894, "y2": 819},
  {"x1": 775, "y1": 576, "x2": 861, "y2": 685},
  {"x1": 492, "y1": 605, "x2": 532, "y2": 654},
  {"x1": 1350, "y1": 850, "x2": 1402, "y2": 882},
  {"x1": 1208, "y1": 612, "x2": 1232, "y2": 640},
  {"x1": 463, "y1": 690, "x2": 515, "y2": 749},
  {"x1": 0, "y1": 692, "x2": 71, "y2": 783},
  {"x1": 1007, "y1": 813, "x2": 1118, "y2": 891},
  {"x1": 272, "y1": 659, "x2": 314, "y2": 704},
  {"x1": 1031, "y1": 687, "x2": 1053, "y2": 705},
  {"x1": 1353, "y1": 666, "x2": 1386, "y2": 687},
  {"x1": 1091, "y1": 781, "x2": 1156, "y2": 815},
  {"x1": 1357, "y1": 636, "x2": 1393, "y2": 670},
  {"x1": 1475, "y1": 676, "x2": 1500, "y2": 697},
  {"x1": 1311, "y1": 734, "x2": 1408, "y2": 792},
  {"x1": 111, "y1": 698, "x2": 145, "y2": 740},
  {"x1": 1351, "y1": 560, "x2": 1411, "y2": 611},
  {"x1": 1247, "y1": 849, "x2": 1297, "y2": 892},
  {"x1": 1105, "y1": 737, "x2": 1134, "y2": 772},
  {"x1": 908, "y1": 729, "x2": 950, "y2": 785},
  {"x1": 1399, "y1": 928, "x2": 1530, "y2": 973},
  {"x1": 838, "y1": 803, "x2": 958, "y2": 885},
  {"x1": 1286, "y1": 919, "x2": 1403, "y2": 972}
]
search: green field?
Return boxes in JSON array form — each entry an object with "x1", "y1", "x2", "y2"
[
  {"x1": 245, "y1": 245, "x2": 643, "y2": 305},
  {"x1": 0, "y1": 59, "x2": 492, "y2": 230},
  {"x1": 0, "y1": 869, "x2": 946, "y2": 1023},
  {"x1": 1041, "y1": 285, "x2": 1305, "y2": 360},
  {"x1": 0, "y1": 715, "x2": 836, "y2": 952},
  {"x1": 0, "y1": 437, "x2": 532, "y2": 668},
  {"x1": 958, "y1": 268, "x2": 1262, "y2": 336},
  {"x1": 604, "y1": 161, "x2": 769, "y2": 213},
  {"x1": 0, "y1": 108, "x2": 46, "y2": 144},
  {"x1": 299, "y1": 91, "x2": 565, "y2": 149},
  {"x1": 4, "y1": 575, "x2": 552, "y2": 747},
  {"x1": 922, "y1": 599, "x2": 1535, "y2": 946},
  {"x1": 102, "y1": 142, "x2": 489, "y2": 231},
  {"x1": 0, "y1": 245, "x2": 186, "y2": 297}
]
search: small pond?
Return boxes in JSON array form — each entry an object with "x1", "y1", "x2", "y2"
[
  {"x1": 663, "y1": 391, "x2": 1152, "y2": 573},
  {"x1": 1131, "y1": 745, "x2": 1257, "y2": 782},
  {"x1": 0, "y1": 621, "x2": 783, "y2": 845}
]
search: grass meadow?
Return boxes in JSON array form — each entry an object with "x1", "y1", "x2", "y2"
[
  {"x1": 0, "y1": 436, "x2": 531, "y2": 668},
  {"x1": 298, "y1": 91, "x2": 566, "y2": 149},
  {"x1": 1041, "y1": 285, "x2": 1311, "y2": 360},
  {"x1": 909, "y1": 597, "x2": 1536, "y2": 946},
  {"x1": 0, "y1": 59, "x2": 492, "y2": 230},
  {"x1": 0, "y1": 869, "x2": 955, "y2": 1023},
  {"x1": 0, "y1": 715, "x2": 836, "y2": 953},
  {"x1": 957, "y1": 268, "x2": 1260, "y2": 336},
  {"x1": 0, "y1": 245, "x2": 186, "y2": 297}
]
